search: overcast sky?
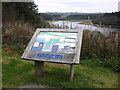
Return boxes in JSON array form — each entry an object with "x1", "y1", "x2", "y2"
[{"x1": 34, "y1": 0, "x2": 119, "y2": 13}]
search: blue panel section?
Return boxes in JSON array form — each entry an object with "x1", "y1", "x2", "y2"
[
  {"x1": 64, "y1": 46, "x2": 69, "y2": 49},
  {"x1": 55, "y1": 55, "x2": 63, "y2": 59},
  {"x1": 36, "y1": 53, "x2": 64, "y2": 60},
  {"x1": 51, "y1": 45, "x2": 59, "y2": 52},
  {"x1": 31, "y1": 47, "x2": 37, "y2": 51},
  {"x1": 31, "y1": 47, "x2": 43, "y2": 51}
]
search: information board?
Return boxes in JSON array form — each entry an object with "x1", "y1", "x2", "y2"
[
  {"x1": 32, "y1": 32, "x2": 77, "y2": 53},
  {"x1": 21, "y1": 28, "x2": 83, "y2": 64}
]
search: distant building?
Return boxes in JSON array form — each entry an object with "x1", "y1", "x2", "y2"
[{"x1": 118, "y1": 1, "x2": 120, "y2": 11}]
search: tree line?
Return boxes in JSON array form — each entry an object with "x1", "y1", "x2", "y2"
[
  {"x1": 40, "y1": 12, "x2": 120, "y2": 27},
  {"x1": 2, "y1": 2, "x2": 49, "y2": 27},
  {"x1": 92, "y1": 12, "x2": 120, "y2": 27},
  {"x1": 2, "y1": 2, "x2": 49, "y2": 47},
  {"x1": 66, "y1": 14, "x2": 99, "y2": 20}
]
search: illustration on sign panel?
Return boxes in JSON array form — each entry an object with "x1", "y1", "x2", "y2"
[{"x1": 31, "y1": 32, "x2": 77, "y2": 53}]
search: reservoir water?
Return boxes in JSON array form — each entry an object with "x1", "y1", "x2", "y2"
[{"x1": 49, "y1": 21, "x2": 119, "y2": 35}]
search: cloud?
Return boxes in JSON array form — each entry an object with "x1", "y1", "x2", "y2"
[{"x1": 34, "y1": 0, "x2": 119, "y2": 12}]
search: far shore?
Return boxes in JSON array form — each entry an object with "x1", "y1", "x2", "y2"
[{"x1": 48, "y1": 20, "x2": 120, "y2": 28}]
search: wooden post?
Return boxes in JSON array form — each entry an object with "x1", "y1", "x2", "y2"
[
  {"x1": 35, "y1": 61, "x2": 44, "y2": 76},
  {"x1": 70, "y1": 64, "x2": 74, "y2": 80}
]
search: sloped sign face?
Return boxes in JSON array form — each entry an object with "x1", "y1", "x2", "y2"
[{"x1": 21, "y1": 28, "x2": 83, "y2": 64}]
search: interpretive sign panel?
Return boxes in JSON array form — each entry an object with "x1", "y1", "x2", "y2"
[
  {"x1": 21, "y1": 28, "x2": 83, "y2": 64},
  {"x1": 32, "y1": 32, "x2": 77, "y2": 53}
]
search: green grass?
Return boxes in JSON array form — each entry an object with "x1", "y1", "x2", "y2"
[{"x1": 2, "y1": 51, "x2": 118, "y2": 88}]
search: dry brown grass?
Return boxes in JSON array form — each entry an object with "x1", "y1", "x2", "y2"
[{"x1": 2, "y1": 21, "x2": 35, "y2": 45}]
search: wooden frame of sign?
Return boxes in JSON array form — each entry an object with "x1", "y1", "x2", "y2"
[{"x1": 21, "y1": 28, "x2": 83, "y2": 79}]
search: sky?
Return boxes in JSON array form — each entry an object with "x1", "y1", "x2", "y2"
[{"x1": 34, "y1": 0, "x2": 119, "y2": 13}]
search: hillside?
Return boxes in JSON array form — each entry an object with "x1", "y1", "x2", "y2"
[
  {"x1": 40, "y1": 12, "x2": 119, "y2": 27},
  {"x1": 93, "y1": 12, "x2": 120, "y2": 27},
  {"x1": 66, "y1": 14, "x2": 99, "y2": 20},
  {"x1": 40, "y1": 12, "x2": 99, "y2": 20}
]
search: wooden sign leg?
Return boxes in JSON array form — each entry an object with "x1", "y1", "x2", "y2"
[
  {"x1": 35, "y1": 61, "x2": 44, "y2": 76},
  {"x1": 70, "y1": 64, "x2": 74, "y2": 80}
]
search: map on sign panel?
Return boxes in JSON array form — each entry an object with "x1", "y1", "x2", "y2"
[{"x1": 31, "y1": 32, "x2": 77, "y2": 53}]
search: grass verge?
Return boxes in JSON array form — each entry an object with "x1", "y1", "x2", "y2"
[{"x1": 2, "y1": 50, "x2": 118, "y2": 88}]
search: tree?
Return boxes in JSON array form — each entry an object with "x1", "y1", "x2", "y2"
[{"x1": 2, "y1": 2, "x2": 49, "y2": 27}]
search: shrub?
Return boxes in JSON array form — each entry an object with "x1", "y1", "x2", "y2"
[
  {"x1": 2, "y1": 21, "x2": 35, "y2": 45},
  {"x1": 2, "y1": 24, "x2": 119, "y2": 72},
  {"x1": 81, "y1": 30, "x2": 119, "y2": 72},
  {"x1": 81, "y1": 30, "x2": 119, "y2": 60}
]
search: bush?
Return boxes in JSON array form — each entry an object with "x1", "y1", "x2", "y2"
[
  {"x1": 80, "y1": 30, "x2": 119, "y2": 72},
  {"x1": 80, "y1": 58, "x2": 119, "y2": 72},
  {"x1": 2, "y1": 24, "x2": 119, "y2": 72},
  {"x1": 104, "y1": 58, "x2": 119, "y2": 72},
  {"x1": 81, "y1": 30, "x2": 119, "y2": 60},
  {"x1": 2, "y1": 21, "x2": 35, "y2": 45}
]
